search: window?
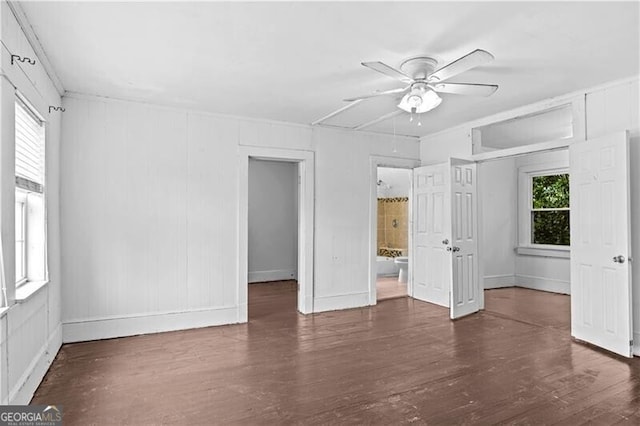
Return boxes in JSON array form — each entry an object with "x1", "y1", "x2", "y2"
[
  {"x1": 15, "y1": 194, "x2": 26, "y2": 283},
  {"x1": 517, "y1": 160, "x2": 570, "y2": 258},
  {"x1": 530, "y1": 173, "x2": 570, "y2": 245},
  {"x1": 14, "y1": 98, "x2": 46, "y2": 287}
]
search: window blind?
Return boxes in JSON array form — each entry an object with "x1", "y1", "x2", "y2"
[{"x1": 15, "y1": 100, "x2": 44, "y2": 193}]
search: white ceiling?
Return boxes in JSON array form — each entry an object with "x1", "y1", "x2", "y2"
[{"x1": 19, "y1": 1, "x2": 640, "y2": 137}]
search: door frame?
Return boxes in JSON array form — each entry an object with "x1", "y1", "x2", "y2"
[
  {"x1": 238, "y1": 146, "x2": 315, "y2": 321},
  {"x1": 368, "y1": 156, "x2": 420, "y2": 305}
]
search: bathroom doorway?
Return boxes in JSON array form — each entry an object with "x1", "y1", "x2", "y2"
[
  {"x1": 375, "y1": 166, "x2": 412, "y2": 301},
  {"x1": 247, "y1": 159, "x2": 299, "y2": 319}
]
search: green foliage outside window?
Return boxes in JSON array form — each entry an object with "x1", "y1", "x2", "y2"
[{"x1": 531, "y1": 174, "x2": 570, "y2": 245}]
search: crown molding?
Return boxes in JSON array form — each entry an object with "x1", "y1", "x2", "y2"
[{"x1": 6, "y1": 1, "x2": 65, "y2": 96}]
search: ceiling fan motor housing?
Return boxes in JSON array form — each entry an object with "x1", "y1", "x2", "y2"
[{"x1": 399, "y1": 56, "x2": 438, "y2": 81}]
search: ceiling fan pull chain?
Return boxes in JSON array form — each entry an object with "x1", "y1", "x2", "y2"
[{"x1": 392, "y1": 116, "x2": 398, "y2": 153}]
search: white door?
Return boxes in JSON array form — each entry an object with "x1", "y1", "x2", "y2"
[
  {"x1": 412, "y1": 160, "x2": 481, "y2": 316},
  {"x1": 570, "y1": 131, "x2": 633, "y2": 357},
  {"x1": 412, "y1": 164, "x2": 451, "y2": 307},
  {"x1": 449, "y1": 159, "x2": 480, "y2": 319}
]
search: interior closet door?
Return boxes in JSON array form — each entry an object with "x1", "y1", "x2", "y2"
[
  {"x1": 412, "y1": 164, "x2": 451, "y2": 307},
  {"x1": 449, "y1": 159, "x2": 480, "y2": 319},
  {"x1": 570, "y1": 131, "x2": 633, "y2": 357}
]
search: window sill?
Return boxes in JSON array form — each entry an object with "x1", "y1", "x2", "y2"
[
  {"x1": 516, "y1": 246, "x2": 570, "y2": 258},
  {"x1": 15, "y1": 280, "x2": 49, "y2": 303}
]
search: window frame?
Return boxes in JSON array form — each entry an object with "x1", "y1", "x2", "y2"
[
  {"x1": 15, "y1": 190, "x2": 27, "y2": 286},
  {"x1": 13, "y1": 95, "x2": 48, "y2": 294},
  {"x1": 517, "y1": 162, "x2": 571, "y2": 258}
]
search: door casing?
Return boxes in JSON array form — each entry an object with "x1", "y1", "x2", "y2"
[{"x1": 238, "y1": 146, "x2": 315, "y2": 320}]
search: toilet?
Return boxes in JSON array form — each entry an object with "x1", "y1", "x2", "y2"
[{"x1": 394, "y1": 256, "x2": 409, "y2": 283}]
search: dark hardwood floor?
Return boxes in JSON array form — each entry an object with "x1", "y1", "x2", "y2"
[
  {"x1": 377, "y1": 276, "x2": 407, "y2": 301},
  {"x1": 33, "y1": 283, "x2": 640, "y2": 424}
]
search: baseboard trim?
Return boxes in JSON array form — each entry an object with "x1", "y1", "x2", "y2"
[
  {"x1": 515, "y1": 274, "x2": 570, "y2": 295},
  {"x1": 248, "y1": 269, "x2": 296, "y2": 283},
  {"x1": 62, "y1": 306, "x2": 240, "y2": 343},
  {"x1": 484, "y1": 274, "x2": 515, "y2": 289},
  {"x1": 313, "y1": 292, "x2": 370, "y2": 313},
  {"x1": 11, "y1": 323, "x2": 62, "y2": 404}
]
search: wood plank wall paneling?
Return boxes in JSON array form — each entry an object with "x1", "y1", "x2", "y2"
[
  {"x1": 59, "y1": 95, "x2": 421, "y2": 339},
  {"x1": 0, "y1": 1, "x2": 63, "y2": 404}
]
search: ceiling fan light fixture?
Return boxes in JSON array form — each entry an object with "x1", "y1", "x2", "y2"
[{"x1": 398, "y1": 88, "x2": 442, "y2": 114}]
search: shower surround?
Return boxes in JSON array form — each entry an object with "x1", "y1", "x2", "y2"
[{"x1": 377, "y1": 197, "x2": 408, "y2": 257}]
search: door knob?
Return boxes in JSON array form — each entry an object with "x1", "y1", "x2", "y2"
[
  {"x1": 452, "y1": 246, "x2": 461, "y2": 252},
  {"x1": 613, "y1": 255, "x2": 626, "y2": 263},
  {"x1": 442, "y1": 239, "x2": 449, "y2": 245}
]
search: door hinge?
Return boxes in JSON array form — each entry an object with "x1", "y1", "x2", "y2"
[{"x1": 630, "y1": 339, "x2": 634, "y2": 347}]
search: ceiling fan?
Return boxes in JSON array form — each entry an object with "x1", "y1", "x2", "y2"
[{"x1": 313, "y1": 49, "x2": 498, "y2": 129}]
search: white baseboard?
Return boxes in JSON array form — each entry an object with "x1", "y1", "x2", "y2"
[
  {"x1": 11, "y1": 323, "x2": 62, "y2": 404},
  {"x1": 248, "y1": 269, "x2": 296, "y2": 283},
  {"x1": 515, "y1": 274, "x2": 570, "y2": 295},
  {"x1": 484, "y1": 274, "x2": 515, "y2": 289},
  {"x1": 634, "y1": 332, "x2": 640, "y2": 357},
  {"x1": 62, "y1": 306, "x2": 240, "y2": 343},
  {"x1": 313, "y1": 292, "x2": 370, "y2": 313}
]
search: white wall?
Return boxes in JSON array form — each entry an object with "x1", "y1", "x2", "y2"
[
  {"x1": 377, "y1": 167, "x2": 410, "y2": 198},
  {"x1": 420, "y1": 126, "x2": 472, "y2": 164},
  {"x1": 248, "y1": 159, "x2": 298, "y2": 283},
  {"x1": 421, "y1": 76, "x2": 640, "y2": 354},
  {"x1": 479, "y1": 151, "x2": 571, "y2": 294},
  {"x1": 479, "y1": 157, "x2": 517, "y2": 289},
  {"x1": 59, "y1": 93, "x2": 420, "y2": 341},
  {"x1": 514, "y1": 150, "x2": 570, "y2": 294},
  {"x1": 0, "y1": 2, "x2": 62, "y2": 403}
]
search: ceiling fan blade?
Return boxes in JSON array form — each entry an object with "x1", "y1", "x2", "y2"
[
  {"x1": 429, "y1": 49, "x2": 494, "y2": 82},
  {"x1": 343, "y1": 86, "x2": 409, "y2": 102},
  {"x1": 430, "y1": 82, "x2": 498, "y2": 97},
  {"x1": 361, "y1": 61, "x2": 413, "y2": 83}
]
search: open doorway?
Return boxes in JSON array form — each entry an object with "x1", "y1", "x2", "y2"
[
  {"x1": 248, "y1": 159, "x2": 298, "y2": 319},
  {"x1": 238, "y1": 147, "x2": 314, "y2": 322},
  {"x1": 479, "y1": 149, "x2": 571, "y2": 332},
  {"x1": 375, "y1": 167, "x2": 411, "y2": 301}
]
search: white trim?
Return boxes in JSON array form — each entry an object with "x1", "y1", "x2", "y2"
[
  {"x1": 313, "y1": 292, "x2": 370, "y2": 313},
  {"x1": 354, "y1": 110, "x2": 403, "y2": 131},
  {"x1": 14, "y1": 280, "x2": 47, "y2": 302},
  {"x1": 248, "y1": 269, "x2": 296, "y2": 283},
  {"x1": 368, "y1": 156, "x2": 420, "y2": 306},
  {"x1": 313, "y1": 122, "x2": 417, "y2": 139},
  {"x1": 238, "y1": 146, "x2": 314, "y2": 317},
  {"x1": 515, "y1": 274, "x2": 570, "y2": 295},
  {"x1": 483, "y1": 274, "x2": 515, "y2": 289},
  {"x1": 517, "y1": 162, "x2": 569, "y2": 248},
  {"x1": 311, "y1": 100, "x2": 363, "y2": 125},
  {"x1": 471, "y1": 139, "x2": 575, "y2": 163},
  {"x1": 62, "y1": 307, "x2": 238, "y2": 344},
  {"x1": 516, "y1": 246, "x2": 570, "y2": 258},
  {"x1": 5, "y1": 1, "x2": 65, "y2": 96},
  {"x1": 10, "y1": 323, "x2": 61, "y2": 404}
]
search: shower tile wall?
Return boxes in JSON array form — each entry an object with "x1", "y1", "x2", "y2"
[{"x1": 377, "y1": 197, "x2": 408, "y2": 257}]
